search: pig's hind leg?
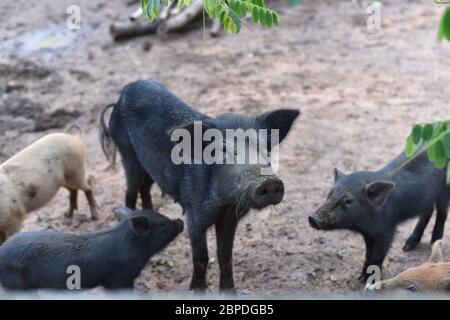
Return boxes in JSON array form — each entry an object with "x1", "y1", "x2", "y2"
[
  {"x1": 431, "y1": 197, "x2": 449, "y2": 244},
  {"x1": 80, "y1": 175, "x2": 99, "y2": 220},
  {"x1": 64, "y1": 163, "x2": 98, "y2": 220},
  {"x1": 139, "y1": 174, "x2": 154, "y2": 209},
  {"x1": 403, "y1": 207, "x2": 434, "y2": 252},
  {"x1": 65, "y1": 189, "x2": 78, "y2": 218},
  {"x1": 122, "y1": 154, "x2": 152, "y2": 210}
]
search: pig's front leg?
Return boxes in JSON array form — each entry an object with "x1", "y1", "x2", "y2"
[
  {"x1": 359, "y1": 234, "x2": 374, "y2": 282},
  {"x1": 362, "y1": 232, "x2": 394, "y2": 282},
  {"x1": 215, "y1": 214, "x2": 239, "y2": 291},
  {"x1": 188, "y1": 227, "x2": 209, "y2": 291}
]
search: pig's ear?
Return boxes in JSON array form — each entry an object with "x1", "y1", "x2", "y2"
[
  {"x1": 258, "y1": 109, "x2": 300, "y2": 147},
  {"x1": 429, "y1": 240, "x2": 445, "y2": 263},
  {"x1": 112, "y1": 207, "x2": 134, "y2": 221},
  {"x1": 334, "y1": 168, "x2": 346, "y2": 182},
  {"x1": 364, "y1": 181, "x2": 395, "y2": 207},
  {"x1": 130, "y1": 215, "x2": 152, "y2": 235}
]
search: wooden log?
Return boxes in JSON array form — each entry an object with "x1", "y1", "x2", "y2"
[
  {"x1": 110, "y1": 21, "x2": 159, "y2": 41},
  {"x1": 157, "y1": 0, "x2": 204, "y2": 36}
]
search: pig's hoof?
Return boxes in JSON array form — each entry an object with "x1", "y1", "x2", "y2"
[
  {"x1": 357, "y1": 273, "x2": 368, "y2": 283},
  {"x1": 402, "y1": 243, "x2": 416, "y2": 252},
  {"x1": 64, "y1": 212, "x2": 74, "y2": 219},
  {"x1": 219, "y1": 287, "x2": 236, "y2": 294},
  {"x1": 403, "y1": 235, "x2": 419, "y2": 251}
]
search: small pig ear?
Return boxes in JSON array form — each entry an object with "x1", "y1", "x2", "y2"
[
  {"x1": 334, "y1": 168, "x2": 346, "y2": 182},
  {"x1": 130, "y1": 216, "x2": 152, "y2": 235},
  {"x1": 112, "y1": 207, "x2": 134, "y2": 221},
  {"x1": 364, "y1": 180, "x2": 395, "y2": 207},
  {"x1": 429, "y1": 240, "x2": 445, "y2": 263},
  {"x1": 258, "y1": 109, "x2": 301, "y2": 147}
]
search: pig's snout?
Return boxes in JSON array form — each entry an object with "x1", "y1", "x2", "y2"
[
  {"x1": 308, "y1": 213, "x2": 322, "y2": 230},
  {"x1": 252, "y1": 178, "x2": 284, "y2": 208},
  {"x1": 174, "y1": 219, "x2": 184, "y2": 233}
]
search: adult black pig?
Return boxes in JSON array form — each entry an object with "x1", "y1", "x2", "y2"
[
  {"x1": 0, "y1": 207, "x2": 183, "y2": 290},
  {"x1": 309, "y1": 151, "x2": 450, "y2": 282},
  {"x1": 100, "y1": 80, "x2": 299, "y2": 290}
]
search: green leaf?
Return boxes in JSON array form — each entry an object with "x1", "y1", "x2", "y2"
[
  {"x1": 153, "y1": 0, "x2": 161, "y2": 18},
  {"x1": 412, "y1": 125, "x2": 422, "y2": 144},
  {"x1": 428, "y1": 142, "x2": 436, "y2": 162},
  {"x1": 433, "y1": 139, "x2": 447, "y2": 169},
  {"x1": 213, "y1": 4, "x2": 222, "y2": 19},
  {"x1": 259, "y1": 7, "x2": 266, "y2": 26},
  {"x1": 438, "y1": 7, "x2": 450, "y2": 42},
  {"x1": 220, "y1": 9, "x2": 226, "y2": 24},
  {"x1": 265, "y1": 10, "x2": 273, "y2": 27},
  {"x1": 405, "y1": 135, "x2": 416, "y2": 157},
  {"x1": 252, "y1": 6, "x2": 259, "y2": 23},
  {"x1": 240, "y1": 3, "x2": 248, "y2": 17},
  {"x1": 422, "y1": 124, "x2": 434, "y2": 141},
  {"x1": 204, "y1": 0, "x2": 217, "y2": 16},
  {"x1": 272, "y1": 11, "x2": 280, "y2": 26},
  {"x1": 443, "y1": 131, "x2": 450, "y2": 157},
  {"x1": 229, "y1": 10, "x2": 241, "y2": 33}
]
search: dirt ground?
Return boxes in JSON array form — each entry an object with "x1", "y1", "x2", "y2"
[{"x1": 0, "y1": 0, "x2": 449, "y2": 295}]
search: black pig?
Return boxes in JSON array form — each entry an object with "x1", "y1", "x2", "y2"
[
  {"x1": 0, "y1": 207, "x2": 183, "y2": 290},
  {"x1": 309, "y1": 152, "x2": 450, "y2": 281},
  {"x1": 99, "y1": 80, "x2": 299, "y2": 290}
]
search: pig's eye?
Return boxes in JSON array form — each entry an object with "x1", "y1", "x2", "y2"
[
  {"x1": 406, "y1": 283, "x2": 418, "y2": 292},
  {"x1": 341, "y1": 198, "x2": 353, "y2": 207}
]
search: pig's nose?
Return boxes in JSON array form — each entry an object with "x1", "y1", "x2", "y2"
[
  {"x1": 175, "y1": 219, "x2": 184, "y2": 233},
  {"x1": 308, "y1": 214, "x2": 321, "y2": 229},
  {"x1": 253, "y1": 178, "x2": 284, "y2": 207}
]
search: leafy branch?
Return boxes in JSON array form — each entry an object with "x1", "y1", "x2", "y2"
[
  {"x1": 403, "y1": 3, "x2": 450, "y2": 183},
  {"x1": 405, "y1": 120, "x2": 450, "y2": 183},
  {"x1": 141, "y1": 0, "x2": 280, "y2": 34}
]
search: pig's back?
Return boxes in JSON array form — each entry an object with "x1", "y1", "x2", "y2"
[
  {"x1": 118, "y1": 80, "x2": 209, "y2": 199},
  {"x1": 0, "y1": 231, "x2": 83, "y2": 289},
  {"x1": 0, "y1": 230, "x2": 115, "y2": 289},
  {"x1": 1, "y1": 133, "x2": 85, "y2": 172},
  {"x1": 382, "y1": 152, "x2": 448, "y2": 221},
  {"x1": 0, "y1": 133, "x2": 86, "y2": 211}
]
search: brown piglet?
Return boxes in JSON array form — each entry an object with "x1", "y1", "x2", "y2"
[
  {"x1": 0, "y1": 126, "x2": 98, "y2": 243},
  {"x1": 366, "y1": 240, "x2": 450, "y2": 293}
]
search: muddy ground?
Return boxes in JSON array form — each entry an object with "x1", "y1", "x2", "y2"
[{"x1": 0, "y1": 0, "x2": 449, "y2": 295}]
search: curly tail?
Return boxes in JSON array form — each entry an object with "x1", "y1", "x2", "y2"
[
  {"x1": 99, "y1": 103, "x2": 117, "y2": 166},
  {"x1": 64, "y1": 124, "x2": 84, "y2": 138}
]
